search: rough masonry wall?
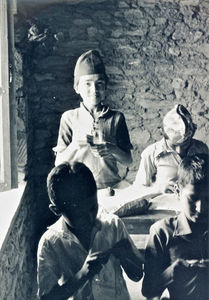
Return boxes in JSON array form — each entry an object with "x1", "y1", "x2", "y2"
[
  {"x1": 0, "y1": 183, "x2": 37, "y2": 300},
  {"x1": 15, "y1": 0, "x2": 209, "y2": 211}
]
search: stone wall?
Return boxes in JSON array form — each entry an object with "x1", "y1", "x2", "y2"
[
  {"x1": 0, "y1": 183, "x2": 37, "y2": 300},
  {"x1": 15, "y1": 0, "x2": 209, "y2": 220}
]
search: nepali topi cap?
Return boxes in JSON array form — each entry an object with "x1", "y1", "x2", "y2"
[
  {"x1": 74, "y1": 50, "x2": 107, "y2": 89},
  {"x1": 163, "y1": 104, "x2": 196, "y2": 145}
]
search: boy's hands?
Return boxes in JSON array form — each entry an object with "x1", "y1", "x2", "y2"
[
  {"x1": 111, "y1": 238, "x2": 143, "y2": 282},
  {"x1": 186, "y1": 259, "x2": 209, "y2": 268},
  {"x1": 171, "y1": 258, "x2": 208, "y2": 281},
  {"x1": 91, "y1": 143, "x2": 113, "y2": 158},
  {"x1": 78, "y1": 251, "x2": 111, "y2": 280},
  {"x1": 171, "y1": 258, "x2": 190, "y2": 280},
  {"x1": 87, "y1": 135, "x2": 114, "y2": 158},
  {"x1": 155, "y1": 181, "x2": 176, "y2": 194}
]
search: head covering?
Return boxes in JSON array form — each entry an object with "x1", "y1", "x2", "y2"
[
  {"x1": 163, "y1": 104, "x2": 196, "y2": 145},
  {"x1": 74, "y1": 50, "x2": 107, "y2": 89}
]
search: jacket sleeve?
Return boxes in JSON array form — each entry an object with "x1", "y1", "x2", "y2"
[
  {"x1": 115, "y1": 112, "x2": 133, "y2": 152},
  {"x1": 37, "y1": 235, "x2": 61, "y2": 297},
  {"x1": 53, "y1": 112, "x2": 73, "y2": 154},
  {"x1": 114, "y1": 216, "x2": 144, "y2": 280},
  {"x1": 134, "y1": 146, "x2": 157, "y2": 187},
  {"x1": 142, "y1": 223, "x2": 170, "y2": 298}
]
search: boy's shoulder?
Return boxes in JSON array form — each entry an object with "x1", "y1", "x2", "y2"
[
  {"x1": 98, "y1": 209, "x2": 120, "y2": 223},
  {"x1": 62, "y1": 107, "x2": 80, "y2": 120},
  {"x1": 141, "y1": 139, "x2": 165, "y2": 157},
  {"x1": 150, "y1": 212, "x2": 192, "y2": 241},
  {"x1": 97, "y1": 210, "x2": 124, "y2": 230},
  {"x1": 38, "y1": 217, "x2": 70, "y2": 247},
  {"x1": 190, "y1": 138, "x2": 209, "y2": 153},
  {"x1": 150, "y1": 214, "x2": 179, "y2": 239},
  {"x1": 102, "y1": 107, "x2": 124, "y2": 120}
]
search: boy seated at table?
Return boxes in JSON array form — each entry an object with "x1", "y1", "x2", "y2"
[
  {"x1": 134, "y1": 104, "x2": 208, "y2": 195},
  {"x1": 37, "y1": 161, "x2": 143, "y2": 300},
  {"x1": 53, "y1": 49, "x2": 133, "y2": 193},
  {"x1": 142, "y1": 153, "x2": 209, "y2": 300},
  {"x1": 112, "y1": 104, "x2": 208, "y2": 213}
]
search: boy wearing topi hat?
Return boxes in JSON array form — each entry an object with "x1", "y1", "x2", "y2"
[
  {"x1": 53, "y1": 50, "x2": 133, "y2": 191},
  {"x1": 133, "y1": 104, "x2": 208, "y2": 196}
]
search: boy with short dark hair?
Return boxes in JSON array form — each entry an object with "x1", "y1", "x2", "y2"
[
  {"x1": 53, "y1": 50, "x2": 133, "y2": 191},
  {"x1": 142, "y1": 154, "x2": 209, "y2": 300},
  {"x1": 37, "y1": 162, "x2": 143, "y2": 300}
]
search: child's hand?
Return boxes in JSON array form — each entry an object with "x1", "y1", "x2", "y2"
[
  {"x1": 157, "y1": 181, "x2": 176, "y2": 194},
  {"x1": 78, "y1": 251, "x2": 110, "y2": 279},
  {"x1": 90, "y1": 143, "x2": 114, "y2": 158},
  {"x1": 171, "y1": 258, "x2": 191, "y2": 280},
  {"x1": 186, "y1": 259, "x2": 209, "y2": 268},
  {"x1": 111, "y1": 239, "x2": 143, "y2": 282}
]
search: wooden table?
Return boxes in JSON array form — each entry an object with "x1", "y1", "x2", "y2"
[{"x1": 122, "y1": 209, "x2": 177, "y2": 251}]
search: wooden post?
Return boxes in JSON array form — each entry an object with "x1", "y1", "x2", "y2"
[{"x1": 0, "y1": 0, "x2": 17, "y2": 190}]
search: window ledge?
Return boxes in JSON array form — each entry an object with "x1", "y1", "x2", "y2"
[{"x1": 0, "y1": 182, "x2": 26, "y2": 252}]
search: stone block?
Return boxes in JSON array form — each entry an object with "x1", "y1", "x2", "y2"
[
  {"x1": 199, "y1": 43, "x2": 209, "y2": 59},
  {"x1": 155, "y1": 17, "x2": 167, "y2": 25},
  {"x1": 124, "y1": 10, "x2": 145, "y2": 26},
  {"x1": 180, "y1": 0, "x2": 200, "y2": 6},
  {"x1": 72, "y1": 18, "x2": 93, "y2": 26},
  {"x1": 87, "y1": 26, "x2": 98, "y2": 37},
  {"x1": 131, "y1": 128, "x2": 151, "y2": 146},
  {"x1": 118, "y1": 1, "x2": 130, "y2": 8}
]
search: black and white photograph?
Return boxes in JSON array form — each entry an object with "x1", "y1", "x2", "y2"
[{"x1": 0, "y1": 0, "x2": 208, "y2": 299}]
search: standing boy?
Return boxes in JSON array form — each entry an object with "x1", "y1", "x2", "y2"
[
  {"x1": 142, "y1": 154, "x2": 209, "y2": 300},
  {"x1": 37, "y1": 162, "x2": 143, "y2": 300},
  {"x1": 53, "y1": 50, "x2": 133, "y2": 190}
]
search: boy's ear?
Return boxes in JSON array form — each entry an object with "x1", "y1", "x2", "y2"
[
  {"x1": 49, "y1": 204, "x2": 62, "y2": 216},
  {"x1": 74, "y1": 83, "x2": 79, "y2": 94},
  {"x1": 74, "y1": 87, "x2": 79, "y2": 94}
]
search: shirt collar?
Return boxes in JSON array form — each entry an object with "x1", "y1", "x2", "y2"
[
  {"x1": 48, "y1": 216, "x2": 102, "y2": 241},
  {"x1": 173, "y1": 212, "x2": 192, "y2": 236},
  {"x1": 80, "y1": 102, "x2": 110, "y2": 119},
  {"x1": 155, "y1": 138, "x2": 197, "y2": 158},
  {"x1": 155, "y1": 138, "x2": 174, "y2": 157}
]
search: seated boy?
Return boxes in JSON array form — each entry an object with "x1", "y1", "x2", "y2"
[
  {"x1": 142, "y1": 153, "x2": 209, "y2": 300},
  {"x1": 134, "y1": 104, "x2": 208, "y2": 195},
  {"x1": 37, "y1": 161, "x2": 143, "y2": 300},
  {"x1": 53, "y1": 49, "x2": 133, "y2": 191},
  {"x1": 110, "y1": 105, "x2": 208, "y2": 212}
]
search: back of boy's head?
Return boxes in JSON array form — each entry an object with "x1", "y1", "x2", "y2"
[
  {"x1": 178, "y1": 154, "x2": 209, "y2": 188},
  {"x1": 74, "y1": 49, "x2": 107, "y2": 90},
  {"x1": 47, "y1": 161, "x2": 97, "y2": 207}
]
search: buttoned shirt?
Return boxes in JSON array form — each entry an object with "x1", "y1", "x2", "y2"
[
  {"x1": 134, "y1": 138, "x2": 208, "y2": 188},
  {"x1": 142, "y1": 212, "x2": 209, "y2": 300},
  {"x1": 37, "y1": 212, "x2": 141, "y2": 300},
  {"x1": 54, "y1": 104, "x2": 133, "y2": 189}
]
